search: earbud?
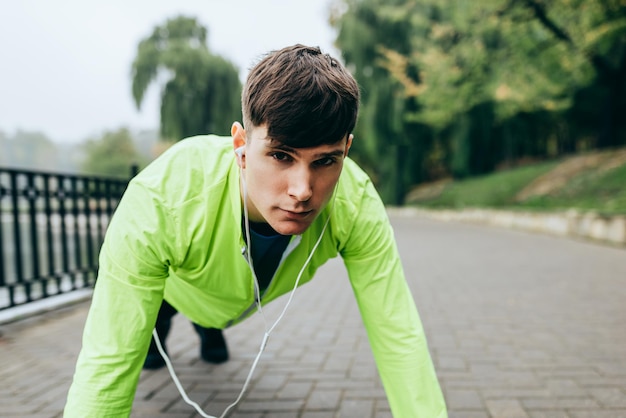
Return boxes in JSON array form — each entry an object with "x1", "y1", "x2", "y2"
[{"x1": 235, "y1": 146, "x2": 245, "y2": 157}]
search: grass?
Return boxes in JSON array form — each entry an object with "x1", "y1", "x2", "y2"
[
  {"x1": 518, "y1": 163, "x2": 626, "y2": 214},
  {"x1": 414, "y1": 161, "x2": 558, "y2": 209},
  {"x1": 408, "y1": 149, "x2": 626, "y2": 215}
]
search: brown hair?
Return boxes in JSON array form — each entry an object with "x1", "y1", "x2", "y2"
[{"x1": 242, "y1": 44, "x2": 360, "y2": 147}]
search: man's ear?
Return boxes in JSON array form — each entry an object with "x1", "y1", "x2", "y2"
[
  {"x1": 344, "y1": 134, "x2": 353, "y2": 158},
  {"x1": 232, "y1": 122, "x2": 246, "y2": 168}
]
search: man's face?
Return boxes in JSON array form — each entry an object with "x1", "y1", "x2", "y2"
[{"x1": 233, "y1": 123, "x2": 352, "y2": 236}]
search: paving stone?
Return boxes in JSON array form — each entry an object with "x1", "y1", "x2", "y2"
[
  {"x1": 485, "y1": 399, "x2": 529, "y2": 417},
  {"x1": 527, "y1": 411, "x2": 571, "y2": 418},
  {"x1": 569, "y1": 411, "x2": 626, "y2": 418},
  {"x1": 589, "y1": 387, "x2": 626, "y2": 408},
  {"x1": 1, "y1": 215, "x2": 625, "y2": 417},
  {"x1": 305, "y1": 389, "x2": 342, "y2": 410},
  {"x1": 276, "y1": 381, "x2": 313, "y2": 400},
  {"x1": 338, "y1": 398, "x2": 374, "y2": 418},
  {"x1": 447, "y1": 411, "x2": 489, "y2": 418},
  {"x1": 521, "y1": 397, "x2": 599, "y2": 409},
  {"x1": 446, "y1": 389, "x2": 484, "y2": 410},
  {"x1": 301, "y1": 412, "x2": 334, "y2": 418}
]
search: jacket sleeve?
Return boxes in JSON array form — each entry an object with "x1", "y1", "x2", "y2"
[
  {"x1": 64, "y1": 180, "x2": 181, "y2": 417},
  {"x1": 340, "y1": 180, "x2": 447, "y2": 418}
]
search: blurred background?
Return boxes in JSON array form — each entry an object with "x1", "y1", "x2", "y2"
[{"x1": 1, "y1": 0, "x2": 625, "y2": 213}]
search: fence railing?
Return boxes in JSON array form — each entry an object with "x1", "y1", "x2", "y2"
[{"x1": 0, "y1": 167, "x2": 133, "y2": 311}]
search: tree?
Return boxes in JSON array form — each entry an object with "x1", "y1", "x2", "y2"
[
  {"x1": 81, "y1": 128, "x2": 144, "y2": 177},
  {"x1": 332, "y1": 0, "x2": 626, "y2": 190},
  {"x1": 373, "y1": 0, "x2": 594, "y2": 177},
  {"x1": 331, "y1": 0, "x2": 436, "y2": 204},
  {"x1": 131, "y1": 16, "x2": 242, "y2": 141},
  {"x1": 379, "y1": 0, "x2": 626, "y2": 153}
]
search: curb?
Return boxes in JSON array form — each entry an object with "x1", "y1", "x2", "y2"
[
  {"x1": 387, "y1": 207, "x2": 626, "y2": 247},
  {"x1": 0, "y1": 289, "x2": 93, "y2": 325}
]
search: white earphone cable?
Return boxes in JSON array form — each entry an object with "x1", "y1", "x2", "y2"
[{"x1": 152, "y1": 161, "x2": 336, "y2": 417}]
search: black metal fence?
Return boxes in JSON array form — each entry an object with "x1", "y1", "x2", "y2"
[{"x1": 0, "y1": 167, "x2": 132, "y2": 311}]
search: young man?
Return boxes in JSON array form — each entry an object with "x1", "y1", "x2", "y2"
[{"x1": 64, "y1": 44, "x2": 447, "y2": 417}]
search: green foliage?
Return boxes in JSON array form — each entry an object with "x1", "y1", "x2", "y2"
[
  {"x1": 131, "y1": 16, "x2": 242, "y2": 141},
  {"x1": 331, "y1": 0, "x2": 626, "y2": 203},
  {"x1": 381, "y1": 0, "x2": 613, "y2": 126},
  {"x1": 81, "y1": 128, "x2": 144, "y2": 178},
  {"x1": 519, "y1": 162, "x2": 626, "y2": 214},
  {"x1": 331, "y1": 0, "x2": 433, "y2": 204}
]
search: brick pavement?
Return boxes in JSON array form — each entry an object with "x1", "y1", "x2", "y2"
[{"x1": 1, "y1": 215, "x2": 625, "y2": 417}]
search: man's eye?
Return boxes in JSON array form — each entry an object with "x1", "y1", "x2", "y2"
[
  {"x1": 271, "y1": 152, "x2": 291, "y2": 162},
  {"x1": 315, "y1": 157, "x2": 336, "y2": 167}
]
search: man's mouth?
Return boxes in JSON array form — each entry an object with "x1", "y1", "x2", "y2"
[{"x1": 280, "y1": 208, "x2": 314, "y2": 219}]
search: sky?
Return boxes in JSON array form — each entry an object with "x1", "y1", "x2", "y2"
[{"x1": 0, "y1": 0, "x2": 338, "y2": 144}]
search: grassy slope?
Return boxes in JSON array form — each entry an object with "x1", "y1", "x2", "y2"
[{"x1": 407, "y1": 148, "x2": 626, "y2": 215}]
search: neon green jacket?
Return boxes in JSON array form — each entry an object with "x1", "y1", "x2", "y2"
[{"x1": 64, "y1": 135, "x2": 447, "y2": 417}]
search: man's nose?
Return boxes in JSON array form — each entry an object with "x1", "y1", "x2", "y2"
[{"x1": 288, "y1": 167, "x2": 313, "y2": 202}]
